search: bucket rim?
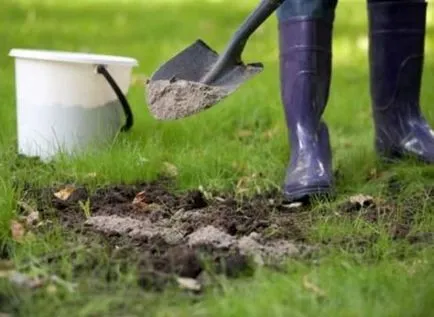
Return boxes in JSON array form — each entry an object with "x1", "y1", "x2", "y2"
[{"x1": 9, "y1": 48, "x2": 139, "y2": 67}]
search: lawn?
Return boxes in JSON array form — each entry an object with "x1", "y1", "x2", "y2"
[{"x1": 1, "y1": 0, "x2": 434, "y2": 316}]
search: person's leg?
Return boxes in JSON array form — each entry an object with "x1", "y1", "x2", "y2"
[
  {"x1": 276, "y1": 0, "x2": 337, "y2": 20},
  {"x1": 276, "y1": 0, "x2": 338, "y2": 203},
  {"x1": 367, "y1": 0, "x2": 434, "y2": 163},
  {"x1": 368, "y1": 0, "x2": 423, "y2": 2}
]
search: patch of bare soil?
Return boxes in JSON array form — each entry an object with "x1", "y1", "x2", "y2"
[
  {"x1": 20, "y1": 178, "x2": 433, "y2": 291},
  {"x1": 21, "y1": 179, "x2": 314, "y2": 290}
]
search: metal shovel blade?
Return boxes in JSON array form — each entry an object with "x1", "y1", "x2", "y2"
[
  {"x1": 149, "y1": 39, "x2": 263, "y2": 87},
  {"x1": 145, "y1": 40, "x2": 263, "y2": 120}
]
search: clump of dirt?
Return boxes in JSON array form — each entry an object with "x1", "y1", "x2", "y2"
[
  {"x1": 85, "y1": 215, "x2": 186, "y2": 245},
  {"x1": 146, "y1": 79, "x2": 230, "y2": 120},
  {"x1": 187, "y1": 225, "x2": 235, "y2": 249},
  {"x1": 237, "y1": 233, "x2": 302, "y2": 265}
]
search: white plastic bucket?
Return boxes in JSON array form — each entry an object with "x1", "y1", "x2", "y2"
[{"x1": 9, "y1": 49, "x2": 139, "y2": 160}]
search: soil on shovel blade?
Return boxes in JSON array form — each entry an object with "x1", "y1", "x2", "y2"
[
  {"x1": 146, "y1": 79, "x2": 230, "y2": 120},
  {"x1": 20, "y1": 178, "x2": 434, "y2": 291}
]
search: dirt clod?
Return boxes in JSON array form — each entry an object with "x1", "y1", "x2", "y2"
[
  {"x1": 339, "y1": 194, "x2": 375, "y2": 213},
  {"x1": 187, "y1": 226, "x2": 235, "y2": 249},
  {"x1": 146, "y1": 79, "x2": 230, "y2": 120},
  {"x1": 85, "y1": 215, "x2": 185, "y2": 245},
  {"x1": 237, "y1": 234, "x2": 301, "y2": 266}
]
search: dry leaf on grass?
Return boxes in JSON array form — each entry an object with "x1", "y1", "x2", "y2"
[
  {"x1": 46, "y1": 284, "x2": 58, "y2": 294},
  {"x1": 163, "y1": 162, "x2": 178, "y2": 177},
  {"x1": 236, "y1": 174, "x2": 260, "y2": 196},
  {"x1": 231, "y1": 161, "x2": 247, "y2": 173},
  {"x1": 236, "y1": 129, "x2": 253, "y2": 138},
  {"x1": 54, "y1": 185, "x2": 76, "y2": 201},
  {"x1": 9, "y1": 272, "x2": 45, "y2": 289},
  {"x1": 176, "y1": 277, "x2": 201, "y2": 291},
  {"x1": 0, "y1": 271, "x2": 11, "y2": 278},
  {"x1": 49, "y1": 275, "x2": 77, "y2": 293},
  {"x1": 303, "y1": 275, "x2": 326, "y2": 298},
  {"x1": 16, "y1": 201, "x2": 40, "y2": 226},
  {"x1": 132, "y1": 191, "x2": 149, "y2": 207},
  {"x1": 339, "y1": 194, "x2": 376, "y2": 213},
  {"x1": 4, "y1": 270, "x2": 77, "y2": 292},
  {"x1": 132, "y1": 191, "x2": 163, "y2": 212},
  {"x1": 0, "y1": 260, "x2": 14, "y2": 270},
  {"x1": 349, "y1": 194, "x2": 375, "y2": 208},
  {"x1": 261, "y1": 126, "x2": 280, "y2": 140},
  {"x1": 282, "y1": 202, "x2": 303, "y2": 210},
  {"x1": 198, "y1": 185, "x2": 213, "y2": 200},
  {"x1": 10, "y1": 220, "x2": 25, "y2": 242},
  {"x1": 25, "y1": 211, "x2": 40, "y2": 227},
  {"x1": 0, "y1": 261, "x2": 14, "y2": 278},
  {"x1": 368, "y1": 168, "x2": 379, "y2": 180}
]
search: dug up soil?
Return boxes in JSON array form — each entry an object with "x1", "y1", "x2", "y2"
[{"x1": 18, "y1": 177, "x2": 433, "y2": 291}]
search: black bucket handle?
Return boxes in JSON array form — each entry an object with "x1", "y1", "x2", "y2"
[{"x1": 96, "y1": 64, "x2": 133, "y2": 132}]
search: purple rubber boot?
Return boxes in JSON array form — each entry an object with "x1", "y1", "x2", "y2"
[
  {"x1": 368, "y1": 1, "x2": 434, "y2": 163},
  {"x1": 278, "y1": 17, "x2": 334, "y2": 203}
]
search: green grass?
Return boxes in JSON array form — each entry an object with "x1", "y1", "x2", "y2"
[{"x1": 1, "y1": 0, "x2": 434, "y2": 316}]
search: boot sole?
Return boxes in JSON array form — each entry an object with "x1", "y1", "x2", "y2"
[{"x1": 283, "y1": 185, "x2": 334, "y2": 204}]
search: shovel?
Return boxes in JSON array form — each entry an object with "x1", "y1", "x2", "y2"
[{"x1": 146, "y1": 0, "x2": 285, "y2": 120}]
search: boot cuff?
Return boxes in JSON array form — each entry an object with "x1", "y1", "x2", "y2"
[
  {"x1": 278, "y1": 17, "x2": 333, "y2": 50},
  {"x1": 368, "y1": 1, "x2": 427, "y2": 31}
]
